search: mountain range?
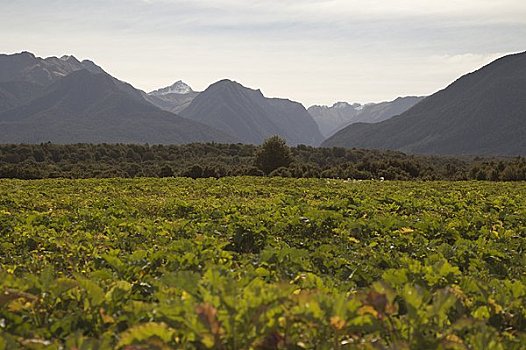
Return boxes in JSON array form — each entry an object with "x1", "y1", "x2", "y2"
[
  {"x1": 0, "y1": 69, "x2": 235, "y2": 144},
  {"x1": 308, "y1": 96, "x2": 425, "y2": 138},
  {"x1": 146, "y1": 79, "x2": 324, "y2": 145},
  {"x1": 323, "y1": 51, "x2": 526, "y2": 156},
  {"x1": 0, "y1": 52, "x2": 322, "y2": 145},
  {"x1": 0, "y1": 51, "x2": 525, "y2": 155},
  {"x1": 146, "y1": 82, "x2": 424, "y2": 141}
]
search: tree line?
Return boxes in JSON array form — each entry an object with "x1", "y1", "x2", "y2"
[{"x1": 0, "y1": 138, "x2": 525, "y2": 181}]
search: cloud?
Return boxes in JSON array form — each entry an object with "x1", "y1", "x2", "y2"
[
  {"x1": 135, "y1": 0, "x2": 526, "y2": 25},
  {"x1": 1, "y1": 0, "x2": 525, "y2": 106}
]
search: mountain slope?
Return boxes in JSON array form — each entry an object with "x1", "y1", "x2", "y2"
[
  {"x1": 309, "y1": 96, "x2": 425, "y2": 138},
  {"x1": 265, "y1": 98, "x2": 324, "y2": 145},
  {"x1": 0, "y1": 70, "x2": 236, "y2": 144},
  {"x1": 355, "y1": 96, "x2": 426, "y2": 124},
  {"x1": 323, "y1": 52, "x2": 526, "y2": 156},
  {"x1": 180, "y1": 79, "x2": 323, "y2": 145},
  {"x1": 0, "y1": 81, "x2": 43, "y2": 113}
]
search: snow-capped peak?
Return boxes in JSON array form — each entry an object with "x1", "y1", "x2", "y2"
[{"x1": 150, "y1": 80, "x2": 193, "y2": 96}]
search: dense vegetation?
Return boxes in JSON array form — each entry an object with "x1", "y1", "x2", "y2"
[
  {"x1": 1, "y1": 143, "x2": 526, "y2": 180},
  {"x1": 0, "y1": 178, "x2": 525, "y2": 349}
]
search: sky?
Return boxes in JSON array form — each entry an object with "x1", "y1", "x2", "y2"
[{"x1": 1, "y1": 0, "x2": 526, "y2": 107}]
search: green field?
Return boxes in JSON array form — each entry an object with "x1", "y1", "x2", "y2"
[{"x1": 0, "y1": 178, "x2": 525, "y2": 349}]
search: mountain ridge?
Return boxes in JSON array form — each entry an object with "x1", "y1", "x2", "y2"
[
  {"x1": 308, "y1": 96, "x2": 425, "y2": 138},
  {"x1": 2, "y1": 50, "x2": 526, "y2": 154},
  {"x1": 322, "y1": 51, "x2": 526, "y2": 156},
  {"x1": 0, "y1": 51, "x2": 105, "y2": 86}
]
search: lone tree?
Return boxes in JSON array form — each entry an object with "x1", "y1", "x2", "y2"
[{"x1": 255, "y1": 136, "x2": 293, "y2": 174}]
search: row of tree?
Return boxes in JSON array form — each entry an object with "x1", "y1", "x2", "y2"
[{"x1": 0, "y1": 138, "x2": 525, "y2": 181}]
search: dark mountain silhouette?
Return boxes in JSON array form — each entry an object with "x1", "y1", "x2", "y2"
[
  {"x1": 0, "y1": 70, "x2": 236, "y2": 144},
  {"x1": 323, "y1": 52, "x2": 526, "y2": 156},
  {"x1": 180, "y1": 79, "x2": 323, "y2": 145},
  {"x1": 309, "y1": 96, "x2": 425, "y2": 137}
]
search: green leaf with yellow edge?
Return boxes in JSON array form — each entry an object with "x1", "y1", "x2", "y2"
[{"x1": 116, "y1": 322, "x2": 175, "y2": 349}]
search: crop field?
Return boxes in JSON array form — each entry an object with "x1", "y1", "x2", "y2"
[{"x1": 0, "y1": 178, "x2": 525, "y2": 349}]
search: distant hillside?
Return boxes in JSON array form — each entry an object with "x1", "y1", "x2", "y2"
[
  {"x1": 0, "y1": 70, "x2": 236, "y2": 144},
  {"x1": 181, "y1": 79, "x2": 324, "y2": 145},
  {"x1": 309, "y1": 96, "x2": 425, "y2": 138},
  {"x1": 323, "y1": 52, "x2": 526, "y2": 156}
]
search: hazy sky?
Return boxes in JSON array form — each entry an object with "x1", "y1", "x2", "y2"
[{"x1": 2, "y1": 0, "x2": 526, "y2": 106}]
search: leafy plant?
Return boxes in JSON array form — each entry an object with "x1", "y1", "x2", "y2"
[{"x1": 0, "y1": 178, "x2": 524, "y2": 349}]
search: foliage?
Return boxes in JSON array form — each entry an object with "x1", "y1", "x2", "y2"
[
  {"x1": 1, "y1": 143, "x2": 526, "y2": 180},
  {"x1": 0, "y1": 178, "x2": 525, "y2": 349},
  {"x1": 255, "y1": 136, "x2": 294, "y2": 174}
]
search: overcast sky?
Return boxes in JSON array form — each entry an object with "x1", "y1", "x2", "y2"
[{"x1": 2, "y1": 0, "x2": 526, "y2": 106}]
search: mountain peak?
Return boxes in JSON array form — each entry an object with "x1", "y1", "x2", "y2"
[
  {"x1": 208, "y1": 79, "x2": 241, "y2": 90},
  {"x1": 150, "y1": 80, "x2": 193, "y2": 96},
  {"x1": 18, "y1": 51, "x2": 37, "y2": 59},
  {"x1": 60, "y1": 55, "x2": 80, "y2": 63},
  {"x1": 215, "y1": 78, "x2": 235, "y2": 85},
  {"x1": 208, "y1": 79, "x2": 264, "y2": 97}
]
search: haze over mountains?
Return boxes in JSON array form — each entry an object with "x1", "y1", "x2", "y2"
[
  {"x1": 323, "y1": 51, "x2": 526, "y2": 156},
  {"x1": 308, "y1": 96, "x2": 425, "y2": 138},
  {"x1": 0, "y1": 51, "x2": 525, "y2": 155}
]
